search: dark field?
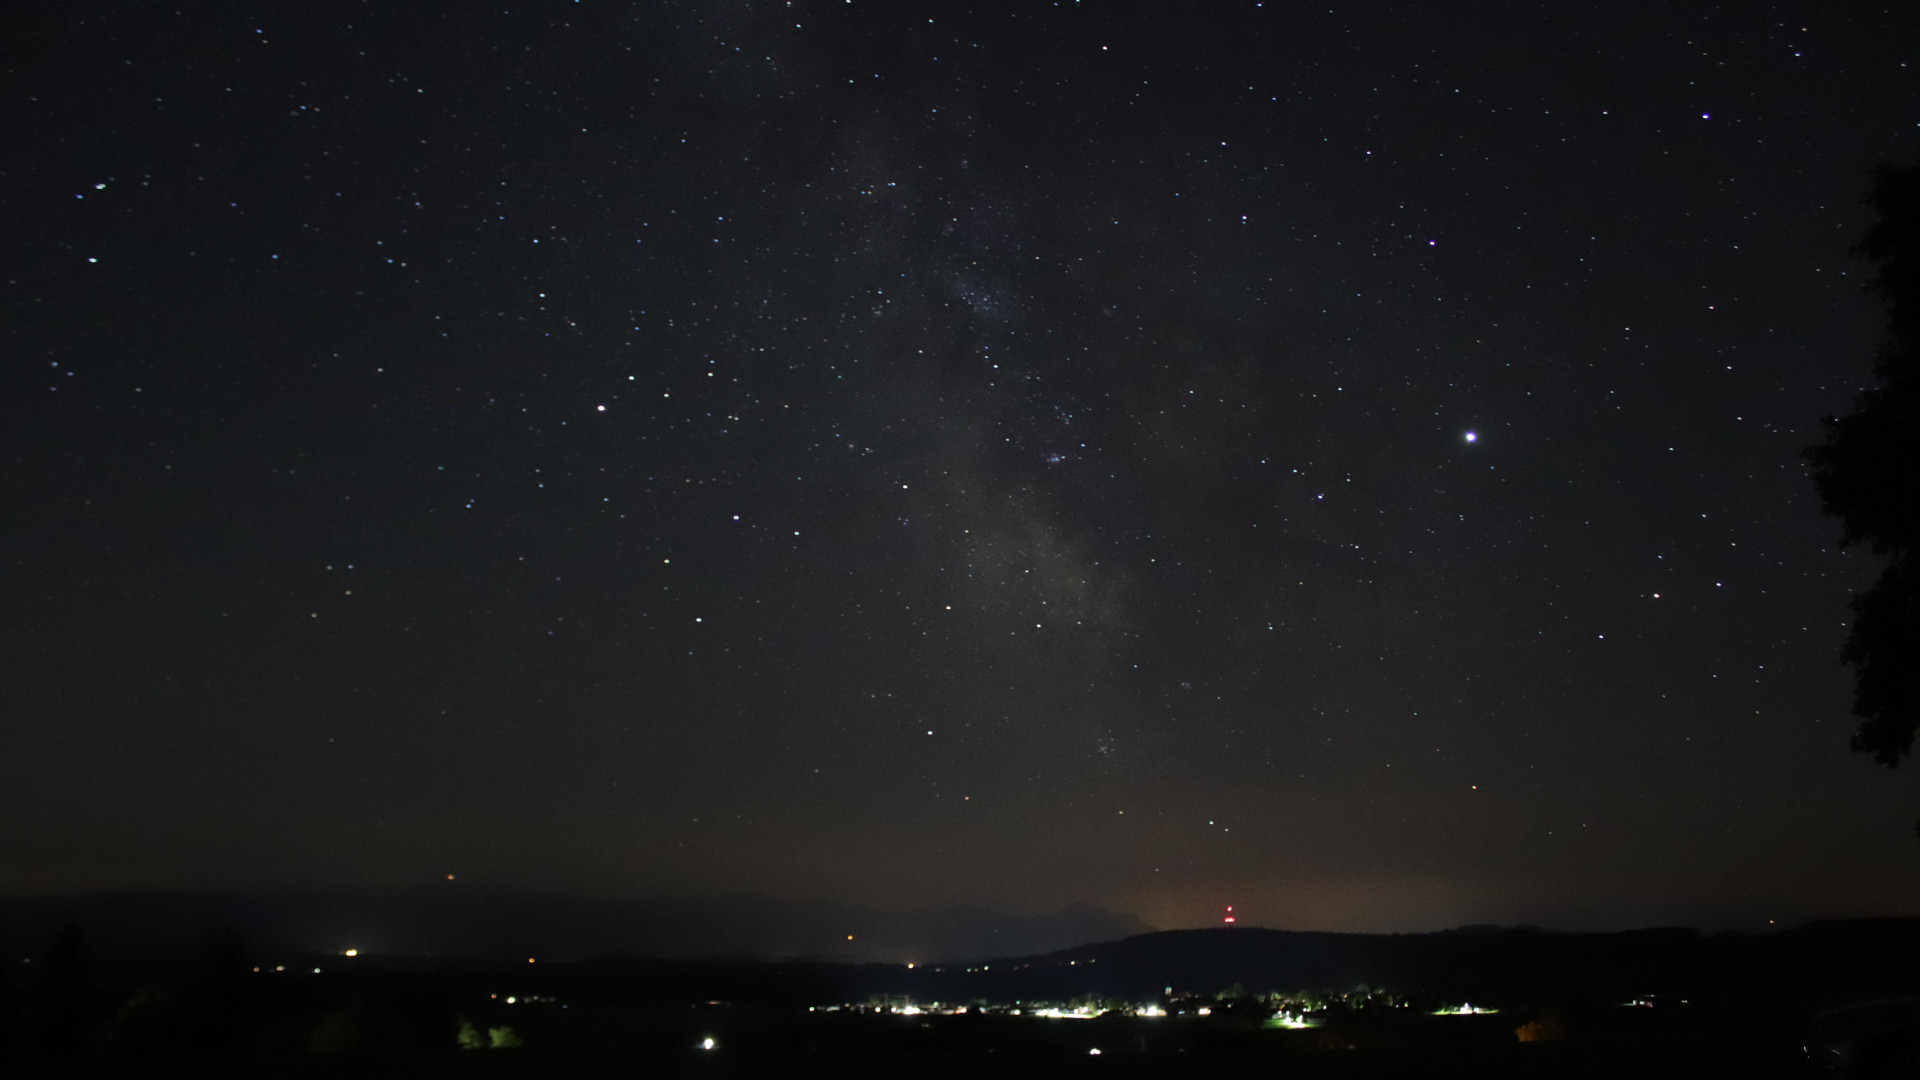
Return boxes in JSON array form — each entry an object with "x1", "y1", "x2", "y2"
[
  {"x1": 13, "y1": 920, "x2": 1910, "y2": 1078},
  {"x1": 7, "y1": 1000, "x2": 1830, "y2": 1079}
]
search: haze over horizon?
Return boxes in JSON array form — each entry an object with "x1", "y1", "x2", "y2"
[
  {"x1": 6, "y1": 2, "x2": 1920, "y2": 941},
  {"x1": 4, "y1": 886, "x2": 1891, "y2": 969}
]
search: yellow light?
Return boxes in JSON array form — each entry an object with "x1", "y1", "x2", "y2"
[{"x1": 343, "y1": 949, "x2": 358, "y2": 957}]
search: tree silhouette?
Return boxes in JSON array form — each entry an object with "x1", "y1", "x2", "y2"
[{"x1": 1807, "y1": 162, "x2": 1920, "y2": 780}]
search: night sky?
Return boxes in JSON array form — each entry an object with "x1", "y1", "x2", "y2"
[{"x1": 6, "y1": 2, "x2": 1920, "y2": 940}]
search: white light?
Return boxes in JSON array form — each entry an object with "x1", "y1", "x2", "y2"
[
  {"x1": 1464, "y1": 431, "x2": 1478, "y2": 443},
  {"x1": 1089, "y1": 1047, "x2": 1102, "y2": 1055},
  {"x1": 700, "y1": 1037, "x2": 716, "y2": 1051}
]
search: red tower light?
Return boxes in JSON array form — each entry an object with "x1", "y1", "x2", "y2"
[{"x1": 1223, "y1": 905, "x2": 1236, "y2": 924}]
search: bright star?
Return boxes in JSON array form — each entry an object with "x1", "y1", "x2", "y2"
[{"x1": 1464, "y1": 431, "x2": 1478, "y2": 443}]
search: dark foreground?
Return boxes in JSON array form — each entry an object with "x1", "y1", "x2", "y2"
[
  {"x1": 7, "y1": 1005, "x2": 1827, "y2": 1079},
  {"x1": 15, "y1": 919, "x2": 1914, "y2": 1078}
]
